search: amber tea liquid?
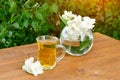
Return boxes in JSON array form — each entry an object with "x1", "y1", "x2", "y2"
[{"x1": 37, "y1": 40, "x2": 56, "y2": 70}]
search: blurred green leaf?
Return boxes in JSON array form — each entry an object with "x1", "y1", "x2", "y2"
[
  {"x1": 0, "y1": 38, "x2": 6, "y2": 43},
  {"x1": 113, "y1": 31, "x2": 119, "y2": 39},
  {"x1": 51, "y1": 4, "x2": 58, "y2": 13},
  {"x1": 35, "y1": 11, "x2": 43, "y2": 20},
  {"x1": 9, "y1": 1, "x2": 17, "y2": 13},
  {"x1": 12, "y1": 22, "x2": 20, "y2": 29},
  {"x1": 22, "y1": 9, "x2": 32, "y2": 19},
  {"x1": 23, "y1": 20, "x2": 29, "y2": 28},
  {"x1": 10, "y1": 13, "x2": 19, "y2": 23},
  {"x1": 7, "y1": 31, "x2": 13, "y2": 38},
  {"x1": 0, "y1": 27, "x2": 7, "y2": 38}
]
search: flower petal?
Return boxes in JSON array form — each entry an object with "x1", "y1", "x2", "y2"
[
  {"x1": 22, "y1": 57, "x2": 44, "y2": 76},
  {"x1": 25, "y1": 57, "x2": 34, "y2": 65}
]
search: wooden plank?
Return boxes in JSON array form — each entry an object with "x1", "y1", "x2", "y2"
[{"x1": 0, "y1": 32, "x2": 120, "y2": 80}]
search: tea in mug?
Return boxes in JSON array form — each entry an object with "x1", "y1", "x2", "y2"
[{"x1": 37, "y1": 40, "x2": 56, "y2": 70}]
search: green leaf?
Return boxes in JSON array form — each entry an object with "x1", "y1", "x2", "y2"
[
  {"x1": 22, "y1": 9, "x2": 32, "y2": 19},
  {"x1": 40, "y1": 3, "x2": 49, "y2": 11},
  {"x1": 9, "y1": 1, "x2": 17, "y2": 13},
  {"x1": 12, "y1": 22, "x2": 20, "y2": 29},
  {"x1": 31, "y1": 21, "x2": 39, "y2": 32},
  {"x1": 80, "y1": 37, "x2": 91, "y2": 51},
  {"x1": 0, "y1": 38, "x2": 6, "y2": 43},
  {"x1": 23, "y1": 20, "x2": 29, "y2": 28},
  {"x1": 10, "y1": 13, "x2": 19, "y2": 23},
  {"x1": 0, "y1": 8, "x2": 6, "y2": 21},
  {"x1": 39, "y1": 2, "x2": 49, "y2": 18},
  {"x1": 113, "y1": 31, "x2": 119, "y2": 39},
  {"x1": 35, "y1": 11, "x2": 43, "y2": 20},
  {"x1": 51, "y1": 4, "x2": 58, "y2": 13},
  {"x1": 7, "y1": 31, "x2": 13, "y2": 38},
  {"x1": 59, "y1": 15, "x2": 67, "y2": 25},
  {"x1": 0, "y1": 27, "x2": 7, "y2": 38}
]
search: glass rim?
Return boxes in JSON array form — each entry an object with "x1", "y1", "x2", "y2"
[{"x1": 36, "y1": 35, "x2": 58, "y2": 41}]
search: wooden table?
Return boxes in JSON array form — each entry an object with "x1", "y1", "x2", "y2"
[{"x1": 0, "y1": 32, "x2": 120, "y2": 80}]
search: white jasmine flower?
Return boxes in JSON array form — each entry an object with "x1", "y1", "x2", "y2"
[
  {"x1": 22, "y1": 63, "x2": 32, "y2": 74},
  {"x1": 65, "y1": 26, "x2": 80, "y2": 41},
  {"x1": 61, "y1": 10, "x2": 95, "y2": 41},
  {"x1": 25, "y1": 57, "x2": 34, "y2": 65},
  {"x1": 82, "y1": 16, "x2": 95, "y2": 29},
  {"x1": 62, "y1": 10, "x2": 76, "y2": 21},
  {"x1": 31, "y1": 61, "x2": 44, "y2": 76},
  {"x1": 67, "y1": 15, "x2": 82, "y2": 27},
  {"x1": 22, "y1": 57, "x2": 44, "y2": 76}
]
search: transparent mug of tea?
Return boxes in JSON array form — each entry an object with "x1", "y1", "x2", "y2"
[{"x1": 36, "y1": 35, "x2": 65, "y2": 70}]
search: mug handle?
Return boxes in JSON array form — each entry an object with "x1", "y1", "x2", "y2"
[{"x1": 56, "y1": 44, "x2": 65, "y2": 62}]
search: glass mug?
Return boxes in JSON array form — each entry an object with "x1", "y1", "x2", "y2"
[{"x1": 36, "y1": 35, "x2": 65, "y2": 70}]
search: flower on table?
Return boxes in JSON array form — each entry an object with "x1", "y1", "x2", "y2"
[
  {"x1": 22, "y1": 57, "x2": 44, "y2": 76},
  {"x1": 60, "y1": 10, "x2": 95, "y2": 41}
]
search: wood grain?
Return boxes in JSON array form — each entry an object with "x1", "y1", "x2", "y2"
[{"x1": 0, "y1": 32, "x2": 120, "y2": 80}]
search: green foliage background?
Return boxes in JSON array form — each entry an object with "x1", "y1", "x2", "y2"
[{"x1": 0, "y1": 0, "x2": 120, "y2": 49}]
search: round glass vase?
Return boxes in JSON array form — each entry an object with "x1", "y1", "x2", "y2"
[{"x1": 60, "y1": 27, "x2": 94, "y2": 56}]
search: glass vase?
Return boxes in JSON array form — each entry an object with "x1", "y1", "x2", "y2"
[{"x1": 60, "y1": 27, "x2": 94, "y2": 56}]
